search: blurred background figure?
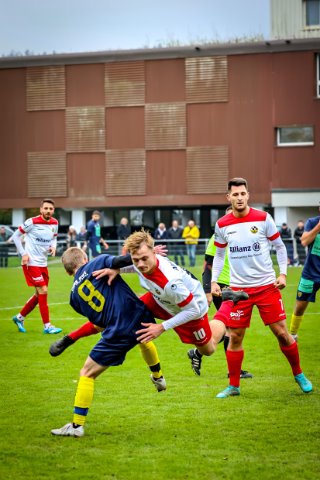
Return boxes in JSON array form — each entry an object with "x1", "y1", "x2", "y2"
[
  {"x1": 168, "y1": 220, "x2": 185, "y2": 266},
  {"x1": 279, "y1": 222, "x2": 294, "y2": 266},
  {"x1": 117, "y1": 217, "x2": 131, "y2": 255},
  {"x1": 67, "y1": 225, "x2": 77, "y2": 249},
  {"x1": 153, "y1": 222, "x2": 168, "y2": 243},
  {"x1": 182, "y1": 220, "x2": 200, "y2": 267},
  {"x1": 86, "y1": 210, "x2": 109, "y2": 259},
  {"x1": 294, "y1": 220, "x2": 306, "y2": 266},
  {"x1": 0, "y1": 226, "x2": 10, "y2": 268},
  {"x1": 76, "y1": 226, "x2": 87, "y2": 252}
]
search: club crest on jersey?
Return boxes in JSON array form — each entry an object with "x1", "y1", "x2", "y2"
[
  {"x1": 155, "y1": 288, "x2": 161, "y2": 295},
  {"x1": 250, "y1": 226, "x2": 258, "y2": 234}
]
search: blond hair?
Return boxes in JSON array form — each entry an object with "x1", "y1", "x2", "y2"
[
  {"x1": 124, "y1": 228, "x2": 154, "y2": 254},
  {"x1": 62, "y1": 247, "x2": 87, "y2": 275}
]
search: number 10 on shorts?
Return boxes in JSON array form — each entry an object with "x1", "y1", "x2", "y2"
[{"x1": 193, "y1": 328, "x2": 206, "y2": 341}]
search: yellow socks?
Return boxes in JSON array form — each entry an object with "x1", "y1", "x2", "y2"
[
  {"x1": 73, "y1": 376, "x2": 94, "y2": 426},
  {"x1": 139, "y1": 341, "x2": 163, "y2": 379},
  {"x1": 290, "y1": 314, "x2": 304, "y2": 335}
]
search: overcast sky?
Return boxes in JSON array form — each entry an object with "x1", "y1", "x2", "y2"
[{"x1": 0, "y1": 0, "x2": 270, "y2": 56}]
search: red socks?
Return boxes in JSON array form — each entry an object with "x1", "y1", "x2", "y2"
[
  {"x1": 226, "y1": 349, "x2": 244, "y2": 388},
  {"x1": 69, "y1": 321, "x2": 98, "y2": 341},
  {"x1": 20, "y1": 294, "x2": 39, "y2": 317},
  {"x1": 38, "y1": 293, "x2": 50, "y2": 325},
  {"x1": 280, "y1": 341, "x2": 302, "y2": 376}
]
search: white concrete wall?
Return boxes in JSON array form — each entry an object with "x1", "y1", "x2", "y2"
[
  {"x1": 273, "y1": 206, "x2": 287, "y2": 227},
  {"x1": 71, "y1": 209, "x2": 86, "y2": 232},
  {"x1": 12, "y1": 209, "x2": 25, "y2": 226}
]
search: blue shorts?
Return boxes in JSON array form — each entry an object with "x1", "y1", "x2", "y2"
[
  {"x1": 296, "y1": 277, "x2": 320, "y2": 303},
  {"x1": 89, "y1": 308, "x2": 155, "y2": 367},
  {"x1": 89, "y1": 334, "x2": 138, "y2": 367}
]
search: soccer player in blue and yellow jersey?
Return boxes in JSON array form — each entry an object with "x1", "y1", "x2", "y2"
[
  {"x1": 51, "y1": 247, "x2": 165, "y2": 438},
  {"x1": 290, "y1": 205, "x2": 320, "y2": 338}
]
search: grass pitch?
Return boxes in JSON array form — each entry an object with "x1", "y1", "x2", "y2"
[{"x1": 0, "y1": 259, "x2": 319, "y2": 480}]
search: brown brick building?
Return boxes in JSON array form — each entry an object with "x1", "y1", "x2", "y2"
[{"x1": 0, "y1": 39, "x2": 319, "y2": 235}]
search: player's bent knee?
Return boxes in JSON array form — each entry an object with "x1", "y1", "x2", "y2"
[{"x1": 198, "y1": 342, "x2": 215, "y2": 356}]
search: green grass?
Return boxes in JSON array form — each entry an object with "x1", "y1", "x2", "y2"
[{"x1": 0, "y1": 260, "x2": 319, "y2": 480}]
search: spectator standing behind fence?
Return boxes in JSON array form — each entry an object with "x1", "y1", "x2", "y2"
[
  {"x1": 168, "y1": 220, "x2": 185, "y2": 267},
  {"x1": 67, "y1": 225, "x2": 77, "y2": 249},
  {"x1": 294, "y1": 220, "x2": 306, "y2": 266},
  {"x1": 117, "y1": 217, "x2": 131, "y2": 255},
  {"x1": 279, "y1": 222, "x2": 294, "y2": 266},
  {"x1": 76, "y1": 226, "x2": 87, "y2": 252},
  {"x1": 0, "y1": 226, "x2": 10, "y2": 268},
  {"x1": 153, "y1": 223, "x2": 168, "y2": 243},
  {"x1": 86, "y1": 210, "x2": 109, "y2": 259},
  {"x1": 182, "y1": 220, "x2": 200, "y2": 267}
]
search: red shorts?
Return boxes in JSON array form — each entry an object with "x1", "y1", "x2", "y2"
[
  {"x1": 227, "y1": 284, "x2": 286, "y2": 329},
  {"x1": 139, "y1": 292, "x2": 212, "y2": 346},
  {"x1": 22, "y1": 265, "x2": 49, "y2": 287}
]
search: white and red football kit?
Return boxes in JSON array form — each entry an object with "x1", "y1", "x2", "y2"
[
  {"x1": 12, "y1": 215, "x2": 58, "y2": 287},
  {"x1": 212, "y1": 208, "x2": 288, "y2": 327},
  {"x1": 125, "y1": 255, "x2": 212, "y2": 345},
  {"x1": 13, "y1": 215, "x2": 58, "y2": 266}
]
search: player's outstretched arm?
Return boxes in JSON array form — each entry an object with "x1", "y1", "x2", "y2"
[
  {"x1": 136, "y1": 323, "x2": 165, "y2": 342},
  {"x1": 92, "y1": 268, "x2": 119, "y2": 284}
]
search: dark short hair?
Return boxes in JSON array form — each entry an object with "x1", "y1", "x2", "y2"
[
  {"x1": 92, "y1": 210, "x2": 100, "y2": 216},
  {"x1": 228, "y1": 177, "x2": 248, "y2": 191},
  {"x1": 41, "y1": 198, "x2": 55, "y2": 207}
]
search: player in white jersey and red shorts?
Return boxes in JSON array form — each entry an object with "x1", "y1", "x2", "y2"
[
  {"x1": 11, "y1": 198, "x2": 62, "y2": 334},
  {"x1": 211, "y1": 177, "x2": 312, "y2": 397}
]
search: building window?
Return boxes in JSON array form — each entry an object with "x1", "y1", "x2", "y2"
[
  {"x1": 276, "y1": 126, "x2": 314, "y2": 146},
  {"x1": 317, "y1": 54, "x2": 320, "y2": 97},
  {"x1": 305, "y1": 0, "x2": 320, "y2": 26}
]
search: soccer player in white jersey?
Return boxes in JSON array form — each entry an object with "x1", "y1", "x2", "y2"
[
  {"x1": 93, "y1": 229, "x2": 248, "y2": 370},
  {"x1": 11, "y1": 198, "x2": 62, "y2": 334},
  {"x1": 211, "y1": 177, "x2": 312, "y2": 398}
]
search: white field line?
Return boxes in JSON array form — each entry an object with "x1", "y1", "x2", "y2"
[
  {"x1": 0, "y1": 297, "x2": 319, "y2": 316},
  {"x1": 0, "y1": 301, "x2": 69, "y2": 311}
]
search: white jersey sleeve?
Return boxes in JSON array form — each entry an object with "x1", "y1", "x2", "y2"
[
  {"x1": 161, "y1": 279, "x2": 202, "y2": 330},
  {"x1": 12, "y1": 229, "x2": 26, "y2": 257},
  {"x1": 211, "y1": 246, "x2": 226, "y2": 282}
]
